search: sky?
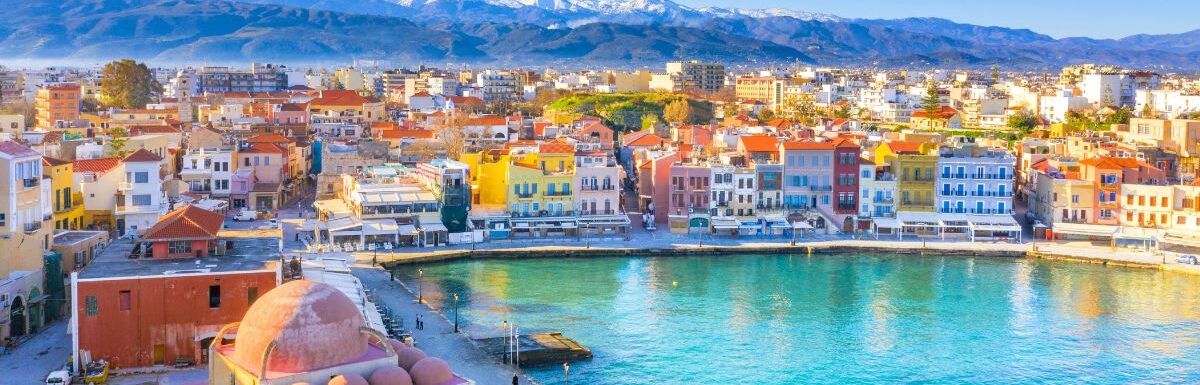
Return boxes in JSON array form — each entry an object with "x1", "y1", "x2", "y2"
[{"x1": 675, "y1": 0, "x2": 1200, "y2": 39}]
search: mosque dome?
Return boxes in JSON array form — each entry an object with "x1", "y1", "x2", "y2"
[
  {"x1": 232, "y1": 280, "x2": 369, "y2": 373},
  {"x1": 395, "y1": 346, "x2": 427, "y2": 371},
  {"x1": 409, "y1": 358, "x2": 453, "y2": 385},
  {"x1": 328, "y1": 373, "x2": 369, "y2": 385},
  {"x1": 368, "y1": 365, "x2": 413, "y2": 385}
]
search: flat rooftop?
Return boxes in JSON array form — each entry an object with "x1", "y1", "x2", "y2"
[
  {"x1": 77, "y1": 229, "x2": 281, "y2": 280},
  {"x1": 52, "y1": 230, "x2": 107, "y2": 246}
]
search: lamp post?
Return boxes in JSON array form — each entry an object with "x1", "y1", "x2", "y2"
[
  {"x1": 584, "y1": 223, "x2": 591, "y2": 249},
  {"x1": 502, "y1": 320, "x2": 509, "y2": 365},
  {"x1": 453, "y1": 293, "x2": 460, "y2": 333},
  {"x1": 562, "y1": 362, "x2": 570, "y2": 385},
  {"x1": 417, "y1": 269, "x2": 424, "y2": 304}
]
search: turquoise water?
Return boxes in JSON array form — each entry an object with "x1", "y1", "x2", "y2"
[{"x1": 396, "y1": 254, "x2": 1200, "y2": 384}]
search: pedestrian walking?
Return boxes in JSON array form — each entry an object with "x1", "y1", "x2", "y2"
[{"x1": 512, "y1": 373, "x2": 519, "y2": 385}]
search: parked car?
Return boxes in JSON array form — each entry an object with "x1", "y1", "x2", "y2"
[
  {"x1": 1176, "y1": 255, "x2": 1199, "y2": 265},
  {"x1": 234, "y1": 210, "x2": 259, "y2": 221},
  {"x1": 259, "y1": 218, "x2": 280, "y2": 230},
  {"x1": 45, "y1": 370, "x2": 70, "y2": 385}
]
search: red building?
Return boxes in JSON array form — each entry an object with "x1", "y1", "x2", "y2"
[
  {"x1": 831, "y1": 137, "x2": 863, "y2": 225},
  {"x1": 71, "y1": 213, "x2": 281, "y2": 370},
  {"x1": 141, "y1": 205, "x2": 225, "y2": 258}
]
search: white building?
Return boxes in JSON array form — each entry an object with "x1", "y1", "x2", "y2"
[
  {"x1": 474, "y1": 70, "x2": 518, "y2": 102},
  {"x1": 1080, "y1": 73, "x2": 1133, "y2": 107},
  {"x1": 116, "y1": 149, "x2": 167, "y2": 235},
  {"x1": 935, "y1": 141, "x2": 1015, "y2": 215},
  {"x1": 859, "y1": 160, "x2": 896, "y2": 218},
  {"x1": 1039, "y1": 91, "x2": 1090, "y2": 123},
  {"x1": 180, "y1": 147, "x2": 235, "y2": 198}
]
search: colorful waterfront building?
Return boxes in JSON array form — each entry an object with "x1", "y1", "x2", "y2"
[
  {"x1": 935, "y1": 140, "x2": 1015, "y2": 215},
  {"x1": 1078, "y1": 156, "x2": 1166, "y2": 226},
  {"x1": 45, "y1": 156, "x2": 84, "y2": 230},
  {"x1": 877, "y1": 141, "x2": 939, "y2": 212}
]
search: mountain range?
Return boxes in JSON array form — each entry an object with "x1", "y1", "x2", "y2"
[{"x1": 2, "y1": 0, "x2": 1199, "y2": 69}]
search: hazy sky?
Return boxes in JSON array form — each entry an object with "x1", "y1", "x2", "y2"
[{"x1": 675, "y1": 0, "x2": 1200, "y2": 39}]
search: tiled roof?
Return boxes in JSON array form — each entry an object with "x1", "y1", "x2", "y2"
[
  {"x1": 123, "y1": 148, "x2": 163, "y2": 163},
  {"x1": 73, "y1": 157, "x2": 122, "y2": 173},
  {"x1": 464, "y1": 116, "x2": 506, "y2": 126},
  {"x1": 43, "y1": 156, "x2": 70, "y2": 167},
  {"x1": 912, "y1": 106, "x2": 960, "y2": 120},
  {"x1": 781, "y1": 140, "x2": 835, "y2": 150},
  {"x1": 885, "y1": 141, "x2": 924, "y2": 154},
  {"x1": 242, "y1": 142, "x2": 288, "y2": 155},
  {"x1": 625, "y1": 134, "x2": 666, "y2": 147},
  {"x1": 538, "y1": 143, "x2": 574, "y2": 154},
  {"x1": 310, "y1": 90, "x2": 370, "y2": 106},
  {"x1": 141, "y1": 205, "x2": 224, "y2": 241},
  {"x1": 0, "y1": 141, "x2": 40, "y2": 158},
  {"x1": 739, "y1": 135, "x2": 778, "y2": 153}
]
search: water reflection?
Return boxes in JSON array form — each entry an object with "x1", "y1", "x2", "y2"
[{"x1": 395, "y1": 254, "x2": 1200, "y2": 385}]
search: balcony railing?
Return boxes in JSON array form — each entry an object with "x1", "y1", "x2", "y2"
[
  {"x1": 809, "y1": 185, "x2": 833, "y2": 192},
  {"x1": 23, "y1": 178, "x2": 39, "y2": 188},
  {"x1": 515, "y1": 192, "x2": 536, "y2": 199},
  {"x1": 938, "y1": 208, "x2": 1015, "y2": 215},
  {"x1": 901, "y1": 200, "x2": 934, "y2": 206},
  {"x1": 580, "y1": 209, "x2": 618, "y2": 216},
  {"x1": 23, "y1": 222, "x2": 41, "y2": 233},
  {"x1": 118, "y1": 182, "x2": 134, "y2": 191},
  {"x1": 510, "y1": 210, "x2": 577, "y2": 218},
  {"x1": 544, "y1": 191, "x2": 572, "y2": 197},
  {"x1": 873, "y1": 197, "x2": 894, "y2": 204}
]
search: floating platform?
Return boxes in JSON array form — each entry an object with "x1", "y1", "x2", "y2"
[{"x1": 475, "y1": 332, "x2": 592, "y2": 366}]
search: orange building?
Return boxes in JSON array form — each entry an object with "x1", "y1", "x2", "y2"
[
  {"x1": 71, "y1": 219, "x2": 281, "y2": 370},
  {"x1": 35, "y1": 83, "x2": 81, "y2": 129}
]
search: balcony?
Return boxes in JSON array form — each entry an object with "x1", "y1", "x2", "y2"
[
  {"x1": 544, "y1": 191, "x2": 572, "y2": 197},
  {"x1": 23, "y1": 221, "x2": 41, "y2": 233},
  {"x1": 809, "y1": 185, "x2": 833, "y2": 192},
  {"x1": 515, "y1": 192, "x2": 536, "y2": 199},
  {"x1": 23, "y1": 178, "x2": 39, "y2": 188},
  {"x1": 901, "y1": 200, "x2": 934, "y2": 206},
  {"x1": 872, "y1": 197, "x2": 894, "y2": 204},
  {"x1": 118, "y1": 182, "x2": 134, "y2": 191},
  {"x1": 580, "y1": 209, "x2": 618, "y2": 216}
]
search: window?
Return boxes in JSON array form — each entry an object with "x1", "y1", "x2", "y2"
[
  {"x1": 209, "y1": 285, "x2": 221, "y2": 309},
  {"x1": 132, "y1": 194, "x2": 152, "y2": 206},
  {"x1": 264, "y1": 157, "x2": 269, "y2": 166},
  {"x1": 119, "y1": 290, "x2": 131, "y2": 311},
  {"x1": 134, "y1": 172, "x2": 148, "y2": 183},
  {"x1": 168, "y1": 241, "x2": 192, "y2": 254},
  {"x1": 86, "y1": 295, "x2": 98, "y2": 316}
]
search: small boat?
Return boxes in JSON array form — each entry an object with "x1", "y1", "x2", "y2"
[{"x1": 84, "y1": 359, "x2": 109, "y2": 384}]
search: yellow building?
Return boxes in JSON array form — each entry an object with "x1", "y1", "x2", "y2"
[
  {"x1": 461, "y1": 143, "x2": 577, "y2": 216},
  {"x1": 44, "y1": 157, "x2": 84, "y2": 230},
  {"x1": 876, "y1": 141, "x2": 939, "y2": 212}
]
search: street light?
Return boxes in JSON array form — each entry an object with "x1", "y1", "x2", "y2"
[
  {"x1": 563, "y1": 362, "x2": 570, "y2": 385},
  {"x1": 584, "y1": 223, "x2": 591, "y2": 249},
  {"x1": 502, "y1": 320, "x2": 509, "y2": 365},
  {"x1": 417, "y1": 269, "x2": 424, "y2": 304},
  {"x1": 453, "y1": 293, "x2": 460, "y2": 333}
]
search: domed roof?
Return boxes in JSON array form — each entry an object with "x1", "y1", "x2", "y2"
[
  {"x1": 395, "y1": 346, "x2": 427, "y2": 371},
  {"x1": 368, "y1": 365, "x2": 413, "y2": 385},
  {"x1": 233, "y1": 280, "x2": 368, "y2": 374},
  {"x1": 328, "y1": 373, "x2": 369, "y2": 385},
  {"x1": 409, "y1": 358, "x2": 453, "y2": 385}
]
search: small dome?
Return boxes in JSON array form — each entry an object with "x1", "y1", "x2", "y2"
[
  {"x1": 395, "y1": 346, "x2": 427, "y2": 371},
  {"x1": 368, "y1": 365, "x2": 413, "y2": 385},
  {"x1": 409, "y1": 358, "x2": 453, "y2": 385},
  {"x1": 233, "y1": 280, "x2": 368, "y2": 373},
  {"x1": 387, "y1": 339, "x2": 410, "y2": 355},
  {"x1": 328, "y1": 373, "x2": 369, "y2": 385},
  {"x1": 292, "y1": 383, "x2": 313, "y2": 385}
]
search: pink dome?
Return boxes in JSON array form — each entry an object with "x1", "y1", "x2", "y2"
[
  {"x1": 368, "y1": 365, "x2": 413, "y2": 385},
  {"x1": 395, "y1": 346, "x2": 427, "y2": 371},
  {"x1": 387, "y1": 339, "x2": 409, "y2": 355},
  {"x1": 292, "y1": 383, "x2": 313, "y2": 385},
  {"x1": 232, "y1": 280, "x2": 368, "y2": 374},
  {"x1": 328, "y1": 373, "x2": 369, "y2": 385},
  {"x1": 409, "y1": 358, "x2": 453, "y2": 385}
]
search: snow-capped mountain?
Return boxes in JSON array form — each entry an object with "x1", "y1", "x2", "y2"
[
  {"x1": 388, "y1": 0, "x2": 837, "y2": 24},
  {"x1": 697, "y1": 6, "x2": 841, "y2": 22}
]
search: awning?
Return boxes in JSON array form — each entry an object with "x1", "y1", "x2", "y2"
[
  {"x1": 1051, "y1": 222, "x2": 1119, "y2": 237},
  {"x1": 1163, "y1": 230, "x2": 1200, "y2": 247},
  {"x1": 872, "y1": 217, "x2": 900, "y2": 229},
  {"x1": 792, "y1": 221, "x2": 814, "y2": 229},
  {"x1": 419, "y1": 221, "x2": 449, "y2": 233},
  {"x1": 968, "y1": 215, "x2": 1021, "y2": 232},
  {"x1": 361, "y1": 219, "x2": 399, "y2": 235},
  {"x1": 897, "y1": 211, "x2": 941, "y2": 226}
]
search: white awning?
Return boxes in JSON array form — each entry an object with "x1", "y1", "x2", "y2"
[
  {"x1": 1163, "y1": 230, "x2": 1200, "y2": 247},
  {"x1": 419, "y1": 221, "x2": 449, "y2": 233},
  {"x1": 1052, "y1": 222, "x2": 1119, "y2": 237},
  {"x1": 897, "y1": 211, "x2": 940, "y2": 226},
  {"x1": 792, "y1": 221, "x2": 814, "y2": 229},
  {"x1": 872, "y1": 217, "x2": 900, "y2": 229},
  {"x1": 361, "y1": 219, "x2": 399, "y2": 235},
  {"x1": 968, "y1": 215, "x2": 1021, "y2": 232}
]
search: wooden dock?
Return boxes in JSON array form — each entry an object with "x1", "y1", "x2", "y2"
[{"x1": 475, "y1": 332, "x2": 592, "y2": 366}]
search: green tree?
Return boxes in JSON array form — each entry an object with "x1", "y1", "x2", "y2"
[
  {"x1": 758, "y1": 108, "x2": 775, "y2": 122},
  {"x1": 782, "y1": 93, "x2": 817, "y2": 125},
  {"x1": 641, "y1": 113, "x2": 660, "y2": 130},
  {"x1": 106, "y1": 127, "x2": 131, "y2": 157},
  {"x1": 663, "y1": 99, "x2": 692, "y2": 124},
  {"x1": 1106, "y1": 107, "x2": 1133, "y2": 125},
  {"x1": 1007, "y1": 110, "x2": 1038, "y2": 134},
  {"x1": 990, "y1": 64, "x2": 1000, "y2": 85},
  {"x1": 100, "y1": 59, "x2": 162, "y2": 109},
  {"x1": 920, "y1": 80, "x2": 941, "y2": 116},
  {"x1": 833, "y1": 104, "x2": 852, "y2": 119}
]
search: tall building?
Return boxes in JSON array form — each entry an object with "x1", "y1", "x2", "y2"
[
  {"x1": 0, "y1": 141, "x2": 53, "y2": 345},
  {"x1": 35, "y1": 83, "x2": 80, "y2": 129},
  {"x1": 195, "y1": 64, "x2": 288, "y2": 94},
  {"x1": 0, "y1": 68, "x2": 24, "y2": 104},
  {"x1": 935, "y1": 141, "x2": 1016, "y2": 215},
  {"x1": 652, "y1": 61, "x2": 726, "y2": 93}
]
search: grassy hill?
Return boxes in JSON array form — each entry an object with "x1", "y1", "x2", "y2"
[{"x1": 546, "y1": 93, "x2": 713, "y2": 132}]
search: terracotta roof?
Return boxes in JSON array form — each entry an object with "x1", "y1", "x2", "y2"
[
  {"x1": 310, "y1": 90, "x2": 369, "y2": 106},
  {"x1": 449, "y1": 96, "x2": 483, "y2": 105},
  {"x1": 1080, "y1": 156, "x2": 1139, "y2": 169},
  {"x1": 288, "y1": 85, "x2": 314, "y2": 91},
  {"x1": 0, "y1": 141, "x2": 40, "y2": 158},
  {"x1": 885, "y1": 141, "x2": 924, "y2": 154},
  {"x1": 626, "y1": 133, "x2": 666, "y2": 147},
  {"x1": 538, "y1": 143, "x2": 574, "y2": 154},
  {"x1": 123, "y1": 148, "x2": 164, "y2": 163},
  {"x1": 380, "y1": 129, "x2": 436, "y2": 139},
  {"x1": 278, "y1": 103, "x2": 307, "y2": 112},
  {"x1": 43, "y1": 156, "x2": 69, "y2": 167},
  {"x1": 245, "y1": 133, "x2": 292, "y2": 144},
  {"x1": 412, "y1": 91, "x2": 432, "y2": 97},
  {"x1": 912, "y1": 106, "x2": 959, "y2": 120},
  {"x1": 141, "y1": 205, "x2": 224, "y2": 241},
  {"x1": 73, "y1": 157, "x2": 122, "y2": 173},
  {"x1": 130, "y1": 125, "x2": 181, "y2": 135},
  {"x1": 739, "y1": 135, "x2": 778, "y2": 153},
  {"x1": 464, "y1": 116, "x2": 506, "y2": 126},
  {"x1": 242, "y1": 142, "x2": 289, "y2": 155}
]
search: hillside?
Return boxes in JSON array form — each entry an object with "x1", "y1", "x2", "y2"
[{"x1": 547, "y1": 93, "x2": 713, "y2": 131}]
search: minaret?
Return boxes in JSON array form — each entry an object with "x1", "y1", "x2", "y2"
[{"x1": 176, "y1": 70, "x2": 194, "y2": 123}]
